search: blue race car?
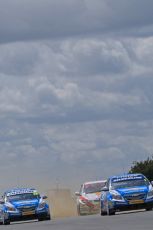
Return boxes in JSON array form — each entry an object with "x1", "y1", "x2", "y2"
[
  {"x1": 0, "y1": 188, "x2": 51, "y2": 225},
  {"x1": 100, "y1": 173, "x2": 153, "y2": 215}
]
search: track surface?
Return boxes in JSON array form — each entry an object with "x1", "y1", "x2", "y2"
[{"x1": 0, "y1": 210, "x2": 153, "y2": 230}]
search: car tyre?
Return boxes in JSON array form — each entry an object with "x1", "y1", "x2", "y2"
[
  {"x1": 3, "y1": 218, "x2": 10, "y2": 225},
  {"x1": 146, "y1": 207, "x2": 152, "y2": 211},
  {"x1": 106, "y1": 205, "x2": 115, "y2": 216},
  {"x1": 100, "y1": 209, "x2": 107, "y2": 216},
  {"x1": 46, "y1": 215, "x2": 51, "y2": 220},
  {"x1": 107, "y1": 209, "x2": 115, "y2": 215},
  {"x1": 38, "y1": 215, "x2": 51, "y2": 221},
  {"x1": 77, "y1": 204, "x2": 83, "y2": 216}
]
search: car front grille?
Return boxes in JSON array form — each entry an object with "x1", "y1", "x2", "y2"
[
  {"x1": 17, "y1": 206, "x2": 36, "y2": 212},
  {"x1": 124, "y1": 193, "x2": 146, "y2": 201}
]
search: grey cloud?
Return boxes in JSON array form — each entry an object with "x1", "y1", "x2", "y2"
[
  {"x1": 0, "y1": 38, "x2": 153, "y2": 124},
  {"x1": 0, "y1": 1, "x2": 153, "y2": 191},
  {"x1": 60, "y1": 40, "x2": 130, "y2": 75},
  {"x1": 0, "y1": 43, "x2": 39, "y2": 75},
  {"x1": 0, "y1": 0, "x2": 85, "y2": 43},
  {"x1": 1, "y1": 0, "x2": 153, "y2": 44}
]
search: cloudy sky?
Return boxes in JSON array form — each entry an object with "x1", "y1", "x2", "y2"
[{"x1": 0, "y1": 0, "x2": 153, "y2": 193}]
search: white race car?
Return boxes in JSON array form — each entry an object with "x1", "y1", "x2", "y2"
[{"x1": 75, "y1": 180, "x2": 106, "y2": 215}]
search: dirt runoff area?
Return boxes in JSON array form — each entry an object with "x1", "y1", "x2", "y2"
[{"x1": 47, "y1": 189, "x2": 78, "y2": 218}]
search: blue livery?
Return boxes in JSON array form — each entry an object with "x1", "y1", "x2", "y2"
[
  {"x1": 0, "y1": 188, "x2": 51, "y2": 225},
  {"x1": 100, "y1": 173, "x2": 153, "y2": 215}
]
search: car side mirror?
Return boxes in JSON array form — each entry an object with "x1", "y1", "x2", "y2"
[
  {"x1": 101, "y1": 187, "x2": 109, "y2": 192},
  {"x1": 75, "y1": 192, "x2": 80, "y2": 196},
  {"x1": 42, "y1": 195, "x2": 48, "y2": 199}
]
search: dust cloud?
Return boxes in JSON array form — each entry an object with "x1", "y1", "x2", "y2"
[{"x1": 47, "y1": 189, "x2": 78, "y2": 218}]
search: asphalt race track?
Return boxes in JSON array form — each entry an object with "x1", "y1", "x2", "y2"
[{"x1": 0, "y1": 210, "x2": 153, "y2": 230}]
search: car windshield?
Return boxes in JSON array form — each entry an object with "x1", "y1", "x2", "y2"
[
  {"x1": 84, "y1": 182, "x2": 106, "y2": 194},
  {"x1": 111, "y1": 179, "x2": 150, "y2": 189},
  {"x1": 6, "y1": 193, "x2": 40, "y2": 202}
]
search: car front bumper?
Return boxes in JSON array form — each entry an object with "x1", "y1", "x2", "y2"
[
  {"x1": 79, "y1": 202, "x2": 100, "y2": 215},
  {"x1": 110, "y1": 199, "x2": 153, "y2": 212},
  {"x1": 4, "y1": 208, "x2": 50, "y2": 222}
]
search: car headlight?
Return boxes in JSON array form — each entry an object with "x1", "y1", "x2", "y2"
[
  {"x1": 79, "y1": 196, "x2": 94, "y2": 207},
  {"x1": 6, "y1": 206, "x2": 16, "y2": 211},
  {"x1": 79, "y1": 196, "x2": 91, "y2": 205},
  {"x1": 38, "y1": 202, "x2": 46, "y2": 209},
  {"x1": 147, "y1": 190, "x2": 153, "y2": 198},
  {"x1": 111, "y1": 193, "x2": 123, "y2": 201},
  {"x1": 79, "y1": 197, "x2": 88, "y2": 204}
]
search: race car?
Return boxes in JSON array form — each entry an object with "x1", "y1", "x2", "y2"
[
  {"x1": 0, "y1": 188, "x2": 51, "y2": 225},
  {"x1": 100, "y1": 173, "x2": 153, "y2": 215},
  {"x1": 75, "y1": 180, "x2": 106, "y2": 215}
]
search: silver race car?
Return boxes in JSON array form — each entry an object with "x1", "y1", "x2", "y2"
[{"x1": 75, "y1": 180, "x2": 106, "y2": 215}]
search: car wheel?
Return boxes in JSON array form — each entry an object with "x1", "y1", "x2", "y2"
[
  {"x1": 38, "y1": 218, "x2": 43, "y2": 221},
  {"x1": 100, "y1": 209, "x2": 107, "y2": 216},
  {"x1": 107, "y1": 209, "x2": 115, "y2": 215},
  {"x1": 77, "y1": 204, "x2": 85, "y2": 216},
  {"x1": 106, "y1": 204, "x2": 115, "y2": 216},
  {"x1": 45, "y1": 215, "x2": 51, "y2": 220},
  {"x1": 77, "y1": 204, "x2": 81, "y2": 216},
  {"x1": 146, "y1": 207, "x2": 152, "y2": 211},
  {"x1": 38, "y1": 215, "x2": 51, "y2": 221},
  {"x1": 100, "y1": 202, "x2": 107, "y2": 216},
  {"x1": 3, "y1": 218, "x2": 10, "y2": 225}
]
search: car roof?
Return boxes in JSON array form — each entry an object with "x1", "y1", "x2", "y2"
[
  {"x1": 110, "y1": 173, "x2": 145, "y2": 181},
  {"x1": 4, "y1": 188, "x2": 37, "y2": 196},
  {"x1": 83, "y1": 180, "x2": 107, "y2": 185}
]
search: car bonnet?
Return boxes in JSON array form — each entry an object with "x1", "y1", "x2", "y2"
[
  {"x1": 8, "y1": 198, "x2": 39, "y2": 208},
  {"x1": 84, "y1": 192, "x2": 101, "y2": 200},
  {"x1": 114, "y1": 185, "x2": 148, "y2": 196}
]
